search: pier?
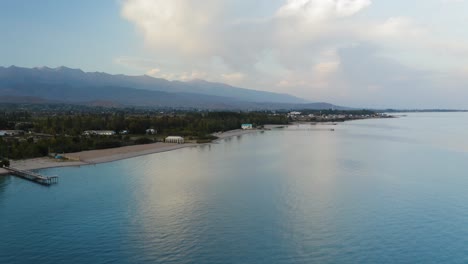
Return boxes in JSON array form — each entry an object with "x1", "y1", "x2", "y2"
[{"x1": 5, "y1": 167, "x2": 58, "y2": 186}]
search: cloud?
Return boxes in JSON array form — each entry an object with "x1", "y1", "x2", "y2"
[
  {"x1": 277, "y1": 0, "x2": 371, "y2": 21},
  {"x1": 364, "y1": 16, "x2": 468, "y2": 71},
  {"x1": 146, "y1": 68, "x2": 160, "y2": 76},
  {"x1": 221, "y1": 72, "x2": 246, "y2": 85},
  {"x1": 115, "y1": 56, "x2": 161, "y2": 69},
  {"x1": 121, "y1": 0, "x2": 222, "y2": 56},
  {"x1": 145, "y1": 69, "x2": 210, "y2": 81},
  {"x1": 440, "y1": 0, "x2": 465, "y2": 3},
  {"x1": 371, "y1": 17, "x2": 426, "y2": 38},
  {"x1": 120, "y1": 0, "x2": 468, "y2": 108}
]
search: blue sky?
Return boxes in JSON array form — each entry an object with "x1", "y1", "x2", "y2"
[
  {"x1": 1, "y1": 0, "x2": 468, "y2": 108},
  {"x1": 0, "y1": 0, "x2": 139, "y2": 73}
]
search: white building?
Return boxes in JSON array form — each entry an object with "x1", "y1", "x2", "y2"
[
  {"x1": 101, "y1": 131, "x2": 116, "y2": 136},
  {"x1": 241, "y1": 124, "x2": 253, "y2": 130},
  {"x1": 0, "y1": 130, "x2": 23, "y2": 136},
  {"x1": 165, "y1": 136, "x2": 184, "y2": 144},
  {"x1": 146, "y1": 129, "x2": 157, "y2": 135},
  {"x1": 288, "y1": 111, "x2": 302, "y2": 116},
  {"x1": 83, "y1": 130, "x2": 116, "y2": 136}
]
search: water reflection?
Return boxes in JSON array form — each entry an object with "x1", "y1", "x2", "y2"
[
  {"x1": 0, "y1": 175, "x2": 10, "y2": 198},
  {"x1": 3, "y1": 114, "x2": 468, "y2": 263},
  {"x1": 198, "y1": 143, "x2": 212, "y2": 151}
]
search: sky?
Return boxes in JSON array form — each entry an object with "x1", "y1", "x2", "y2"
[{"x1": 1, "y1": 0, "x2": 468, "y2": 108}]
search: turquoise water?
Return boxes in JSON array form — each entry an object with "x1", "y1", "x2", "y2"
[{"x1": 1, "y1": 113, "x2": 468, "y2": 263}]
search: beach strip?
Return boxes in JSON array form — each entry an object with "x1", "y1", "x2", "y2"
[{"x1": 0, "y1": 128, "x2": 266, "y2": 174}]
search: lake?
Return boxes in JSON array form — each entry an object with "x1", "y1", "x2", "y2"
[{"x1": 1, "y1": 112, "x2": 468, "y2": 263}]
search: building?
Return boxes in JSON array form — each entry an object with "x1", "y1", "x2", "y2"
[
  {"x1": 98, "y1": 131, "x2": 116, "y2": 136},
  {"x1": 83, "y1": 130, "x2": 116, "y2": 136},
  {"x1": 0, "y1": 130, "x2": 24, "y2": 137},
  {"x1": 146, "y1": 129, "x2": 157, "y2": 135},
  {"x1": 288, "y1": 111, "x2": 302, "y2": 116},
  {"x1": 241, "y1": 124, "x2": 253, "y2": 130},
  {"x1": 165, "y1": 136, "x2": 184, "y2": 144}
]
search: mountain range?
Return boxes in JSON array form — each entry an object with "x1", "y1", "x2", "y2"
[{"x1": 0, "y1": 66, "x2": 347, "y2": 110}]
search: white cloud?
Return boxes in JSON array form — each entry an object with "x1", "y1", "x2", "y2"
[
  {"x1": 115, "y1": 56, "x2": 161, "y2": 69},
  {"x1": 371, "y1": 17, "x2": 426, "y2": 38},
  {"x1": 440, "y1": 0, "x2": 465, "y2": 3},
  {"x1": 221, "y1": 72, "x2": 246, "y2": 85},
  {"x1": 154, "y1": 70, "x2": 210, "y2": 81},
  {"x1": 146, "y1": 68, "x2": 160, "y2": 76},
  {"x1": 277, "y1": 0, "x2": 371, "y2": 21},
  {"x1": 120, "y1": 0, "x2": 468, "y2": 108},
  {"x1": 121, "y1": 0, "x2": 222, "y2": 56},
  {"x1": 363, "y1": 16, "x2": 468, "y2": 71}
]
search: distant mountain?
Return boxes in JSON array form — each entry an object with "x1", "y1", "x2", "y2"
[
  {"x1": 0, "y1": 66, "x2": 348, "y2": 110},
  {"x1": 0, "y1": 95, "x2": 51, "y2": 104}
]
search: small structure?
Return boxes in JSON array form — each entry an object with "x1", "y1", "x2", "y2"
[
  {"x1": 146, "y1": 129, "x2": 157, "y2": 135},
  {"x1": 83, "y1": 130, "x2": 116, "y2": 136},
  {"x1": 288, "y1": 111, "x2": 302, "y2": 117},
  {"x1": 5, "y1": 167, "x2": 58, "y2": 186},
  {"x1": 0, "y1": 130, "x2": 24, "y2": 137},
  {"x1": 241, "y1": 124, "x2": 253, "y2": 130},
  {"x1": 98, "y1": 131, "x2": 116, "y2": 136},
  {"x1": 165, "y1": 136, "x2": 184, "y2": 144},
  {"x1": 120, "y1": 130, "x2": 129, "y2": 135}
]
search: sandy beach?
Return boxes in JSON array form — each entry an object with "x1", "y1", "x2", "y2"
[{"x1": 0, "y1": 128, "x2": 268, "y2": 175}]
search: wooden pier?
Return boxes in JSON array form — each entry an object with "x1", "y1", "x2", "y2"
[{"x1": 5, "y1": 167, "x2": 58, "y2": 186}]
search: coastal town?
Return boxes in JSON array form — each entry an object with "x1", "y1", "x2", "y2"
[
  {"x1": 0, "y1": 106, "x2": 393, "y2": 178},
  {"x1": 286, "y1": 111, "x2": 393, "y2": 122}
]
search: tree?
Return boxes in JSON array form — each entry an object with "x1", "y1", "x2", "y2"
[{"x1": 0, "y1": 158, "x2": 10, "y2": 168}]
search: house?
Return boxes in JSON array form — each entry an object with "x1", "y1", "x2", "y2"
[
  {"x1": 146, "y1": 129, "x2": 157, "y2": 135},
  {"x1": 83, "y1": 130, "x2": 116, "y2": 136},
  {"x1": 165, "y1": 136, "x2": 184, "y2": 144},
  {"x1": 0, "y1": 130, "x2": 24, "y2": 137},
  {"x1": 83, "y1": 131, "x2": 92, "y2": 136},
  {"x1": 288, "y1": 111, "x2": 302, "y2": 116},
  {"x1": 241, "y1": 124, "x2": 253, "y2": 130},
  {"x1": 99, "y1": 131, "x2": 116, "y2": 136}
]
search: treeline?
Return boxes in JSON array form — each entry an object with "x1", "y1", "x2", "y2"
[
  {"x1": 0, "y1": 136, "x2": 130, "y2": 159},
  {"x1": 32, "y1": 112, "x2": 288, "y2": 137},
  {"x1": 295, "y1": 109, "x2": 376, "y2": 115},
  {"x1": 0, "y1": 111, "x2": 288, "y2": 159},
  {"x1": 0, "y1": 111, "x2": 32, "y2": 129}
]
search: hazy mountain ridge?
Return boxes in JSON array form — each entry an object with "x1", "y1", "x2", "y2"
[{"x1": 0, "y1": 66, "x2": 349, "y2": 110}]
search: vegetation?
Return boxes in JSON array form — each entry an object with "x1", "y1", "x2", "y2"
[
  {"x1": 0, "y1": 104, "x2": 384, "y2": 160},
  {"x1": 134, "y1": 137, "x2": 155, "y2": 145},
  {"x1": 295, "y1": 109, "x2": 376, "y2": 116},
  {"x1": 0, "y1": 107, "x2": 289, "y2": 160},
  {"x1": 0, "y1": 158, "x2": 9, "y2": 168}
]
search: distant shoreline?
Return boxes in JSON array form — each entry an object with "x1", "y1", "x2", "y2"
[{"x1": 0, "y1": 127, "x2": 271, "y2": 175}]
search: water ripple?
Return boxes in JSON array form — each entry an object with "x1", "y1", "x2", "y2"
[{"x1": 2, "y1": 114, "x2": 468, "y2": 263}]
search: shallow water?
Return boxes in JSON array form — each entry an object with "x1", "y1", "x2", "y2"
[{"x1": 1, "y1": 113, "x2": 468, "y2": 263}]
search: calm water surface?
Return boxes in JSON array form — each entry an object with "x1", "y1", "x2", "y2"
[{"x1": 1, "y1": 113, "x2": 468, "y2": 263}]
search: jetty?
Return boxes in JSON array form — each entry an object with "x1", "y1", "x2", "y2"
[{"x1": 4, "y1": 167, "x2": 58, "y2": 186}]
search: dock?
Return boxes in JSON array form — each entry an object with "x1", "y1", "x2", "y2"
[{"x1": 4, "y1": 167, "x2": 58, "y2": 186}]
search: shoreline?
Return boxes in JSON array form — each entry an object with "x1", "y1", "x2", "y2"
[{"x1": 0, "y1": 128, "x2": 267, "y2": 175}]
